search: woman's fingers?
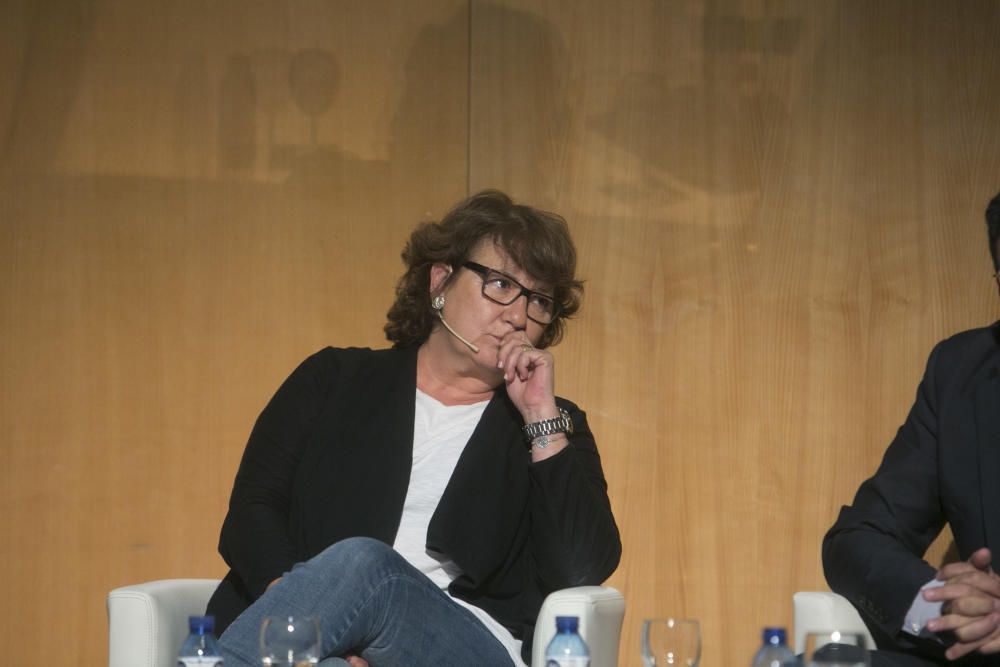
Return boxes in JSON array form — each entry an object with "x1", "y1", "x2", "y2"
[{"x1": 497, "y1": 333, "x2": 547, "y2": 382}]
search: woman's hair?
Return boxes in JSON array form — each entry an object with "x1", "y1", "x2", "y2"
[{"x1": 385, "y1": 190, "x2": 583, "y2": 349}]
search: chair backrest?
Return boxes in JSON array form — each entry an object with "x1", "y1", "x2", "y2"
[
  {"x1": 792, "y1": 591, "x2": 876, "y2": 654},
  {"x1": 107, "y1": 579, "x2": 220, "y2": 667},
  {"x1": 531, "y1": 585, "x2": 625, "y2": 667}
]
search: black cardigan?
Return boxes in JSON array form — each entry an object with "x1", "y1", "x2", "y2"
[{"x1": 207, "y1": 346, "x2": 621, "y2": 661}]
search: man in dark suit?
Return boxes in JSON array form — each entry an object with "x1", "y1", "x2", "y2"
[{"x1": 824, "y1": 192, "x2": 1000, "y2": 667}]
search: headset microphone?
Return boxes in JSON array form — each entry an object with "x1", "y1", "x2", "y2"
[
  {"x1": 432, "y1": 295, "x2": 480, "y2": 353},
  {"x1": 436, "y1": 311, "x2": 480, "y2": 353}
]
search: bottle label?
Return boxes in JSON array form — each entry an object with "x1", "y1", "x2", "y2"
[
  {"x1": 177, "y1": 658, "x2": 223, "y2": 667},
  {"x1": 546, "y1": 659, "x2": 589, "y2": 667}
]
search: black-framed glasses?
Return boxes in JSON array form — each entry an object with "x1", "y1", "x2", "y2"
[{"x1": 462, "y1": 261, "x2": 558, "y2": 324}]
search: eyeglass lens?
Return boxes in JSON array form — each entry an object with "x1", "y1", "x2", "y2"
[{"x1": 481, "y1": 270, "x2": 555, "y2": 323}]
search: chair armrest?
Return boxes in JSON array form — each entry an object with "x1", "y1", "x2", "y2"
[
  {"x1": 531, "y1": 586, "x2": 625, "y2": 667},
  {"x1": 793, "y1": 591, "x2": 876, "y2": 654},
  {"x1": 107, "y1": 578, "x2": 221, "y2": 667}
]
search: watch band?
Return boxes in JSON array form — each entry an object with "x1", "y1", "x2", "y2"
[{"x1": 522, "y1": 407, "x2": 573, "y2": 443}]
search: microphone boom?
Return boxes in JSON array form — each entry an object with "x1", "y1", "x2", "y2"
[{"x1": 436, "y1": 311, "x2": 480, "y2": 353}]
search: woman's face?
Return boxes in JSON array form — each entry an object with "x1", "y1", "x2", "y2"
[{"x1": 430, "y1": 239, "x2": 550, "y2": 364}]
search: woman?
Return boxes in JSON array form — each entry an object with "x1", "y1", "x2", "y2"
[{"x1": 209, "y1": 190, "x2": 621, "y2": 667}]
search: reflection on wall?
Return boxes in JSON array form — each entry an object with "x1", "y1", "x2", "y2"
[
  {"x1": 4, "y1": 2, "x2": 1000, "y2": 666},
  {"x1": 2, "y1": 1, "x2": 96, "y2": 171},
  {"x1": 469, "y1": 2, "x2": 571, "y2": 204},
  {"x1": 219, "y1": 54, "x2": 257, "y2": 171},
  {"x1": 0, "y1": 3, "x2": 468, "y2": 665}
]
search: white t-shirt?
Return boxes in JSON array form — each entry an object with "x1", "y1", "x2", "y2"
[{"x1": 391, "y1": 389, "x2": 527, "y2": 666}]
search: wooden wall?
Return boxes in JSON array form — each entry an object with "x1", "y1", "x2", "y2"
[
  {"x1": 0, "y1": 0, "x2": 470, "y2": 661},
  {"x1": 470, "y1": 1, "x2": 1000, "y2": 663},
  {"x1": 2, "y1": 1, "x2": 1000, "y2": 664}
]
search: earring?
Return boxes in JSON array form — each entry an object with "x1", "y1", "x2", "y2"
[{"x1": 431, "y1": 295, "x2": 445, "y2": 311}]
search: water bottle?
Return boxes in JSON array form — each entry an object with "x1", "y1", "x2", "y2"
[
  {"x1": 751, "y1": 627, "x2": 796, "y2": 667},
  {"x1": 545, "y1": 615, "x2": 590, "y2": 667},
  {"x1": 177, "y1": 615, "x2": 224, "y2": 667}
]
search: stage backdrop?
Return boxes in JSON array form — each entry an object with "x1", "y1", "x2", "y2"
[{"x1": 2, "y1": 1, "x2": 1000, "y2": 664}]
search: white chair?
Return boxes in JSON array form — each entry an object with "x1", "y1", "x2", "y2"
[
  {"x1": 108, "y1": 579, "x2": 625, "y2": 667},
  {"x1": 531, "y1": 585, "x2": 626, "y2": 667},
  {"x1": 107, "y1": 579, "x2": 219, "y2": 667},
  {"x1": 792, "y1": 591, "x2": 876, "y2": 654}
]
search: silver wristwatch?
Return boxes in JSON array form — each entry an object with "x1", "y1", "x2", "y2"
[{"x1": 522, "y1": 407, "x2": 573, "y2": 446}]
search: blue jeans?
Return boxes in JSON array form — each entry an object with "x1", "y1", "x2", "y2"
[{"x1": 218, "y1": 537, "x2": 516, "y2": 667}]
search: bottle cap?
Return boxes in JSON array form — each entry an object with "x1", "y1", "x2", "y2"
[
  {"x1": 556, "y1": 616, "x2": 580, "y2": 633},
  {"x1": 762, "y1": 627, "x2": 786, "y2": 645},
  {"x1": 189, "y1": 615, "x2": 215, "y2": 634}
]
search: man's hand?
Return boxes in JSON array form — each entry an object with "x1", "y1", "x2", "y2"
[{"x1": 924, "y1": 548, "x2": 1000, "y2": 659}]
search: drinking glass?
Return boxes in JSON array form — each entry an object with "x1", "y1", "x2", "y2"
[
  {"x1": 259, "y1": 616, "x2": 321, "y2": 667},
  {"x1": 802, "y1": 630, "x2": 870, "y2": 667},
  {"x1": 642, "y1": 618, "x2": 701, "y2": 667}
]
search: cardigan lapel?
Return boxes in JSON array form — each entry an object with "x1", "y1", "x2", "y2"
[
  {"x1": 374, "y1": 347, "x2": 419, "y2": 537},
  {"x1": 426, "y1": 387, "x2": 530, "y2": 585},
  {"x1": 303, "y1": 347, "x2": 418, "y2": 548}
]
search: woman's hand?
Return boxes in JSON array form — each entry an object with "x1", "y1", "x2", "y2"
[
  {"x1": 497, "y1": 331, "x2": 557, "y2": 423},
  {"x1": 497, "y1": 332, "x2": 569, "y2": 460}
]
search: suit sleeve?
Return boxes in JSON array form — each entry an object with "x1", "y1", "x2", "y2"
[
  {"x1": 217, "y1": 349, "x2": 338, "y2": 600},
  {"x1": 823, "y1": 342, "x2": 947, "y2": 654},
  {"x1": 527, "y1": 400, "x2": 622, "y2": 589}
]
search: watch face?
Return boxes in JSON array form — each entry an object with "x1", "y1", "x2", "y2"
[{"x1": 560, "y1": 408, "x2": 573, "y2": 434}]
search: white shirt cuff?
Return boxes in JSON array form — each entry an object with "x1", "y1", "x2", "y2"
[{"x1": 902, "y1": 578, "x2": 944, "y2": 637}]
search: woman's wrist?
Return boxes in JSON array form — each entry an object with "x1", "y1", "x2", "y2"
[
  {"x1": 530, "y1": 432, "x2": 568, "y2": 460},
  {"x1": 521, "y1": 402, "x2": 560, "y2": 424}
]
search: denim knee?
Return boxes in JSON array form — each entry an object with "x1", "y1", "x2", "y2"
[
  {"x1": 317, "y1": 658, "x2": 351, "y2": 667},
  {"x1": 294, "y1": 536, "x2": 403, "y2": 582},
  {"x1": 318, "y1": 536, "x2": 398, "y2": 564}
]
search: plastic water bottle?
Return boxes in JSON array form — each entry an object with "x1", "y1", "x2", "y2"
[
  {"x1": 751, "y1": 627, "x2": 796, "y2": 667},
  {"x1": 177, "y1": 615, "x2": 224, "y2": 667},
  {"x1": 545, "y1": 615, "x2": 590, "y2": 667}
]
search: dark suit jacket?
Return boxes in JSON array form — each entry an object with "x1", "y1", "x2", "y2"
[
  {"x1": 206, "y1": 346, "x2": 621, "y2": 662},
  {"x1": 823, "y1": 323, "x2": 1000, "y2": 666}
]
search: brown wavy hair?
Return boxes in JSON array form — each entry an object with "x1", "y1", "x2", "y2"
[{"x1": 385, "y1": 190, "x2": 583, "y2": 349}]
